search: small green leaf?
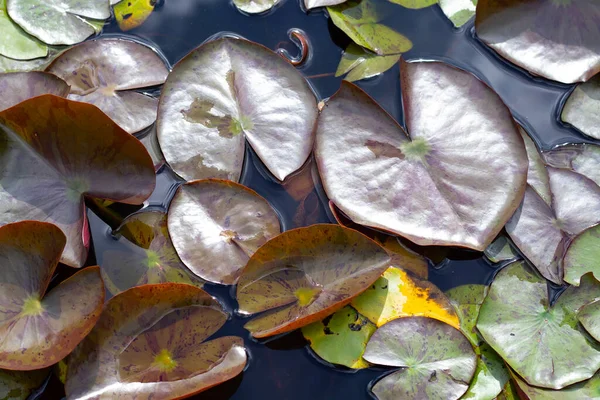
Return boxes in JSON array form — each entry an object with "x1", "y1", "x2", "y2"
[
  {"x1": 387, "y1": 0, "x2": 438, "y2": 9},
  {"x1": 0, "y1": 0, "x2": 46, "y2": 60},
  {"x1": 564, "y1": 224, "x2": 600, "y2": 286},
  {"x1": 336, "y1": 43, "x2": 400, "y2": 82},
  {"x1": 439, "y1": 0, "x2": 477, "y2": 28}
]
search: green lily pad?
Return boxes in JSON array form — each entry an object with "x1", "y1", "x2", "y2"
[
  {"x1": 335, "y1": 43, "x2": 400, "y2": 82},
  {"x1": 305, "y1": 0, "x2": 347, "y2": 9},
  {"x1": 0, "y1": 47, "x2": 61, "y2": 73},
  {"x1": 233, "y1": 0, "x2": 281, "y2": 13},
  {"x1": 328, "y1": 0, "x2": 413, "y2": 55},
  {"x1": 388, "y1": 0, "x2": 438, "y2": 9},
  {"x1": 439, "y1": 0, "x2": 477, "y2": 28},
  {"x1": 363, "y1": 316, "x2": 477, "y2": 400},
  {"x1": 561, "y1": 75, "x2": 600, "y2": 140},
  {"x1": 0, "y1": 368, "x2": 49, "y2": 400},
  {"x1": 496, "y1": 379, "x2": 521, "y2": 400},
  {"x1": 512, "y1": 369, "x2": 600, "y2": 399},
  {"x1": 302, "y1": 305, "x2": 376, "y2": 369},
  {"x1": 484, "y1": 235, "x2": 519, "y2": 264},
  {"x1": 0, "y1": 71, "x2": 69, "y2": 112},
  {"x1": 578, "y1": 299, "x2": 600, "y2": 342},
  {"x1": 564, "y1": 224, "x2": 600, "y2": 286},
  {"x1": 113, "y1": 0, "x2": 156, "y2": 31},
  {"x1": 0, "y1": 0, "x2": 46, "y2": 60},
  {"x1": 477, "y1": 261, "x2": 600, "y2": 389}
]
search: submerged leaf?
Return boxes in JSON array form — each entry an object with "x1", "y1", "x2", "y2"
[
  {"x1": 0, "y1": 95, "x2": 155, "y2": 267},
  {"x1": 0, "y1": 0, "x2": 46, "y2": 60},
  {"x1": 477, "y1": 261, "x2": 600, "y2": 389},
  {"x1": 335, "y1": 43, "x2": 400, "y2": 82},
  {"x1": 439, "y1": 0, "x2": 476, "y2": 28},
  {"x1": 66, "y1": 284, "x2": 247, "y2": 399},
  {"x1": 562, "y1": 75, "x2": 600, "y2": 140},
  {"x1": 0, "y1": 221, "x2": 104, "y2": 370},
  {"x1": 484, "y1": 235, "x2": 519, "y2": 263},
  {"x1": 475, "y1": 0, "x2": 600, "y2": 83},
  {"x1": 113, "y1": 0, "x2": 156, "y2": 31},
  {"x1": 564, "y1": 224, "x2": 600, "y2": 286},
  {"x1": 233, "y1": 0, "x2": 281, "y2": 13},
  {"x1": 316, "y1": 61, "x2": 527, "y2": 250},
  {"x1": 7, "y1": 0, "x2": 110, "y2": 45},
  {"x1": 0, "y1": 71, "x2": 69, "y2": 112},
  {"x1": 47, "y1": 38, "x2": 168, "y2": 134},
  {"x1": 0, "y1": 368, "x2": 49, "y2": 399},
  {"x1": 237, "y1": 224, "x2": 390, "y2": 338},
  {"x1": 157, "y1": 37, "x2": 317, "y2": 182},
  {"x1": 363, "y1": 316, "x2": 477, "y2": 400}
]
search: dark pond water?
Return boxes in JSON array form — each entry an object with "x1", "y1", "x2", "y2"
[{"x1": 41, "y1": 0, "x2": 598, "y2": 398}]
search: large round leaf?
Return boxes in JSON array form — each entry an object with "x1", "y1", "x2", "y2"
[
  {"x1": 475, "y1": 0, "x2": 600, "y2": 84},
  {"x1": 363, "y1": 316, "x2": 477, "y2": 400},
  {"x1": 66, "y1": 284, "x2": 247, "y2": 399},
  {"x1": 46, "y1": 38, "x2": 169, "y2": 134},
  {"x1": 233, "y1": 0, "x2": 281, "y2": 13},
  {"x1": 0, "y1": 368, "x2": 49, "y2": 399},
  {"x1": 0, "y1": 0, "x2": 46, "y2": 60},
  {"x1": 101, "y1": 211, "x2": 205, "y2": 297},
  {"x1": 236, "y1": 224, "x2": 391, "y2": 338},
  {"x1": 561, "y1": 75, "x2": 600, "y2": 140},
  {"x1": 0, "y1": 221, "x2": 104, "y2": 370},
  {"x1": 477, "y1": 261, "x2": 600, "y2": 389},
  {"x1": 315, "y1": 61, "x2": 527, "y2": 250},
  {"x1": 0, "y1": 71, "x2": 68, "y2": 111},
  {"x1": 157, "y1": 37, "x2": 317, "y2": 182},
  {"x1": 168, "y1": 179, "x2": 281, "y2": 285},
  {"x1": 0, "y1": 95, "x2": 156, "y2": 267},
  {"x1": 564, "y1": 224, "x2": 600, "y2": 286},
  {"x1": 6, "y1": 0, "x2": 110, "y2": 46}
]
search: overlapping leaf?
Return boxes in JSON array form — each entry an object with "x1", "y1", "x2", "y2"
[
  {"x1": 0, "y1": 71, "x2": 68, "y2": 111},
  {"x1": 47, "y1": 38, "x2": 168, "y2": 134},
  {"x1": 316, "y1": 61, "x2": 527, "y2": 250},
  {"x1": 543, "y1": 144, "x2": 600, "y2": 188},
  {"x1": 335, "y1": 43, "x2": 400, "y2": 82},
  {"x1": 388, "y1": 0, "x2": 437, "y2": 8},
  {"x1": 484, "y1": 235, "x2": 519, "y2": 263},
  {"x1": 0, "y1": 95, "x2": 156, "y2": 267},
  {"x1": 0, "y1": 221, "x2": 104, "y2": 370},
  {"x1": 439, "y1": 0, "x2": 476, "y2": 28},
  {"x1": 237, "y1": 224, "x2": 390, "y2": 338},
  {"x1": 578, "y1": 299, "x2": 600, "y2": 343},
  {"x1": 563, "y1": 224, "x2": 600, "y2": 286},
  {"x1": 66, "y1": 284, "x2": 247, "y2": 399},
  {"x1": 233, "y1": 0, "x2": 281, "y2": 13},
  {"x1": 157, "y1": 37, "x2": 317, "y2": 182},
  {"x1": 0, "y1": 368, "x2": 49, "y2": 399},
  {"x1": 512, "y1": 370, "x2": 600, "y2": 399},
  {"x1": 475, "y1": 0, "x2": 600, "y2": 83},
  {"x1": 0, "y1": 0, "x2": 46, "y2": 60},
  {"x1": 561, "y1": 75, "x2": 600, "y2": 140},
  {"x1": 168, "y1": 179, "x2": 281, "y2": 285}
]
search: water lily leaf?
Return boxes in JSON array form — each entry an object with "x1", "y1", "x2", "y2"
[
  {"x1": 0, "y1": 368, "x2": 49, "y2": 399},
  {"x1": 0, "y1": 95, "x2": 156, "y2": 267},
  {"x1": 101, "y1": 211, "x2": 205, "y2": 297},
  {"x1": 237, "y1": 224, "x2": 391, "y2": 338},
  {"x1": 114, "y1": 0, "x2": 156, "y2": 31},
  {"x1": 564, "y1": 224, "x2": 600, "y2": 286},
  {"x1": 512, "y1": 369, "x2": 600, "y2": 400},
  {"x1": 477, "y1": 261, "x2": 600, "y2": 389},
  {"x1": 0, "y1": 0, "x2": 46, "y2": 60},
  {"x1": 543, "y1": 144, "x2": 600, "y2": 188},
  {"x1": 484, "y1": 235, "x2": 519, "y2": 264},
  {"x1": 562, "y1": 75, "x2": 600, "y2": 140},
  {"x1": 0, "y1": 71, "x2": 69, "y2": 111},
  {"x1": 578, "y1": 299, "x2": 600, "y2": 343},
  {"x1": 157, "y1": 37, "x2": 317, "y2": 182},
  {"x1": 363, "y1": 316, "x2": 477, "y2": 400},
  {"x1": 138, "y1": 125, "x2": 165, "y2": 171},
  {"x1": 168, "y1": 179, "x2": 281, "y2": 285},
  {"x1": 351, "y1": 266, "x2": 459, "y2": 328},
  {"x1": 445, "y1": 284, "x2": 486, "y2": 345},
  {"x1": 0, "y1": 46, "x2": 61, "y2": 73},
  {"x1": 387, "y1": 0, "x2": 437, "y2": 9},
  {"x1": 0, "y1": 221, "x2": 104, "y2": 370},
  {"x1": 328, "y1": 0, "x2": 413, "y2": 55},
  {"x1": 475, "y1": 0, "x2": 600, "y2": 84},
  {"x1": 7, "y1": 0, "x2": 110, "y2": 46},
  {"x1": 302, "y1": 305, "x2": 376, "y2": 369},
  {"x1": 46, "y1": 38, "x2": 168, "y2": 134},
  {"x1": 66, "y1": 284, "x2": 247, "y2": 399},
  {"x1": 316, "y1": 61, "x2": 527, "y2": 250},
  {"x1": 233, "y1": 0, "x2": 281, "y2": 13},
  {"x1": 335, "y1": 43, "x2": 401, "y2": 82},
  {"x1": 439, "y1": 0, "x2": 476, "y2": 27},
  {"x1": 305, "y1": 0, "x2": 347, "y2": 9},
  {"x1": 519, "y1": 128, "x2": 551, "y2": 206}
]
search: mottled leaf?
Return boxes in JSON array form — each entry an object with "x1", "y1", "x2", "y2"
[
  {"x1": 0, "y1": 0, "x2": 46, "y2": 60},
  {"x1": 477, "y1": 261, "x2": 600, "y2": 389},
  {"x1": 475, "y1": 0, "x2": 600, "y2": 83},
  {"x1": 168, "y1": 179, "x2": 281, "y2": 285},
  {"x1": 335, "y1": 43, "x2": 400, "y2": 82},
  {"x1": 157, "y1": 37, "x2": 317, "y2": 182},
  {"x1": 0, "y1": 71, "x2": 69, "y2": 112},
  {"x1": 388, "y1": 0, "x2": 437, "y2": 9},
  {"x1": 0, "y1": 368, "x2": 49, "y2": 399},
  {"x1": 305, "y1": 0, "x2": 347, "y2": 9},
  {"x1": 47, "y1": 38, "x2": 168, "y2": 134},
  {"x1": 513, "y1": 369, "x2": 600, "y2": 399},
  {"x1": 237, "y1": 224, "x2": 390, "y2": 338},
  {"x1": 543, "y1": 144, "x2": 600, "y2": 188},
  {"x1": 564, "y1": 224, "x2": 600, "y2": 286},
  {"x1": 578, "y1": 299, "x2": 600, "y2": 343},
  {"x1": 328, "y1": 0, "x2": 413, "y2": 55},
  {"x1": 316, "y1": 62, "x2": 527, "y2": 250},
  {"x1": 363, "y1": 316, "x2": 477, "y2": 400},
  {"x1": 0, "y1": 221, "x2": 104, "y2": 370},
  {"x1": 66, "y1": 284, "x2": 247, "y2": 399},
  {"x1": 0, "y1": 95, "x2": 155, "y2": 267},
  {"x1": 439, "y1": 0, "x2": 476, "y2": 28},
  {"x1": 484, "y1": 235, "x2": 519, "y2": 263},
  {"x1": 302, "y1": 305, "x2": 376, "y2": 369},
  {"x1": 7, "y1": 0, "x2": 110, "y2": 45},
  {"x1": 233, "y1": 0, "x2": 281, "y2": 13},
  {"x1": 114, "y1": 0, "x2": 156, "y2": 31}
]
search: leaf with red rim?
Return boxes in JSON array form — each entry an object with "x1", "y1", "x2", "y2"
[{"x1": 0, "y1": 71, "x2": 68, "y2": 112}]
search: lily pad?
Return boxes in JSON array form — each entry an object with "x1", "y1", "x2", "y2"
[
  {"x1": 477, "y1": 261, "x2": 600, "y2": 389},
  {"x1": 113, "y1": 0, "x2": 156, "y2": 31},
  {"x1": 101, "y1": 211, "x2": 205, "y2": 297},
  {"x1": 543, "y1": 144, "x2": 600, "y2": 188},
  {"x1": 0, "y1": 368, "x2": 49, "y2": 399},
  {"x1": 46, "y1": 38, "x2": 168, "y2": 134},
  {"x1": 484, "y1": 235, "x2": 519, "y2": 264},
  {"x1": 305, "y1": 0, "x2": 347, "y2": 9},
  {"x1": 562, "y1": 75, "x2": 600, "y2": 140},
  {"x1": 578, "y1": 299, "x2": 600, "y2": 343},
  {"x1": 512, "y1": 369, "x2": 600, "y2": 400},
  {"x1": 335, "y1": 43, "x2": 401, "y2": 82},
  {"x1": 0, "y1": 46, "x2": 61, "y2": 73},
  {"x1": 236, "y1": 224, "x2": 391, "y2": 338},
  {"x1": 388, "y1": 0, "x2": 438, "y2": 8},
  {"x1": 563, "y1": 224, "x2": 600, "y2": 286},
  {"x1": 0, "y1": 221, "x2": 104, "y2": 370},
  {"x1": 316, "y1": 61, "x2": 527, "y2": 250},
  {"x1": 328, "y1": 0, "x2": 413, "y2": 56},
  {"x1": 0, "y1": 0, "x2": 46, "y2": 60},
  {"x1": 0, "y1": 95, "x2": 156, "y2": 267},
  {"x1": 66, "y1": 284, "x2": 247, "y2": 399},
  {"x1": 7, "y1": 0, "x2": 110, "y2": 46},
  {"x1": 351, "y1": 266, "x2": 459, "y2": 328},
  {"x1": 233, "y1": 0, "x2": 281, "y2": 13},
  {"x1": 0, "y1": 71, "x2": 69, "y2": 112},
  {"x1": 157, "y1": 37, "x2": 317, "y2": 182},
  {"x1": 363, "y1": 316, "x2": 477, "y2": 400},
  {"x1": 439, "y1": 0, "x2": 477, "y2": 28},
  {"x1": 301, "y1": 305, "x2": 376, "y2": 369},
  {"x1": 475, "y1": 0, "x2": 600, "y2": 84},
  {"x1": 168, "y1": 179, "x2": 281, "y2": 285}
]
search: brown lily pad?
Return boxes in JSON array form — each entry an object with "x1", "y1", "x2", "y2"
[
  {"x1": 0, "y1": 71, "x2": 68, "y2": 112},
  {"x1": 0, "y1": 221, "x2": 104, "y2": 370},
  {"x1": 236, "y1": 224, "x2": 391, "y2": 338}
]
